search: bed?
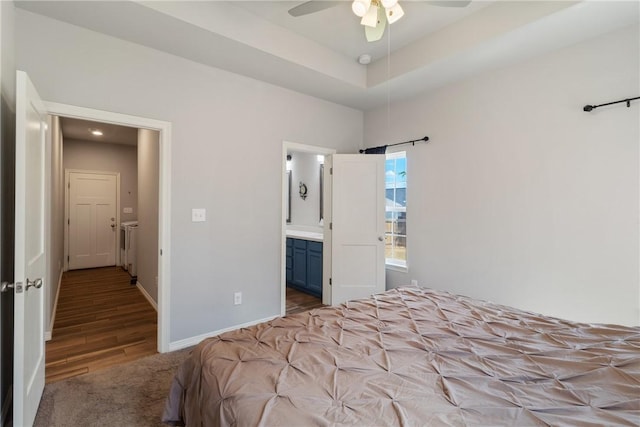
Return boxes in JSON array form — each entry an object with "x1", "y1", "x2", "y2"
[{"x1": 163, "y1": 287, "x2": 640, "y2": 426}]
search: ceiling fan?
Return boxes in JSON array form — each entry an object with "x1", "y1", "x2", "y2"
[{"x1": 289, "y1": 0, "x2": 472, "y2": 43}]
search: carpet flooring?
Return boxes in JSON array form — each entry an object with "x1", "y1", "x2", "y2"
[{"x1": 34, "y1": 347, "x2": 192, "y2": 427}]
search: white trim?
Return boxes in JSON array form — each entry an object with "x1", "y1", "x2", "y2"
[
  {"x1": 136, "y1": 281, "x2": 158, "y2": 312},
  {"x1": 44, "y1": 101, "x2": 172, "y2": 353},
  {"x1": 45, "y1": 269, "x2": 64, "y2": 341},
  {"x1": 385, "y1": 262, "x2": 408, "y2": 273},
  {"x1": 281, "y1": 141, "x2": 336, "y2": 316},
  {"x1": 44, "y1": 116, "x2": 53, "y2": 343},
  {"x1": 64, "y1": 169, "x2": 120, "y2": 271},
  {"x1": 168, "y1": 315, "x2": 280, "y2": 352}
]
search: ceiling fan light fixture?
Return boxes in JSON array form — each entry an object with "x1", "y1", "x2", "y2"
[
  {"x1": 380, "y1": 0, "x2": 398, "y2": 9},
  {"x1": 386, "y1": 2, "x2": 404, "y2": 24},
  {"x1": 361, "y1": 4, "x2": 379, "y2": 27},
  {"x1": 351, "y1": 0, "x2": 371, "y2": 17}
]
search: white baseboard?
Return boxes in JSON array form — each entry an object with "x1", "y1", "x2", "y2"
[
  {"x1": 136, "y1": 281, "x2": 158, "y2": 312},
  {"x1": 168, "y1": 315, "x2": 280, "y2": 352},
  {"x1": 45, "y1": 270, "x2": 64, "y2": 342}
]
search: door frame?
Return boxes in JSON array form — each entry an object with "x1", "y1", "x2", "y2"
[
  {"x1": 45, "y1": 101, "x2": 172, "y2": 353},
  {"x1": 64, "y1": 169, "x2": 121, "y2": 271},
  {"x1": 281, "y1": 141, "x2": 335, "y2": 315}
]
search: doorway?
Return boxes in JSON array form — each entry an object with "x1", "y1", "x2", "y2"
[
  {"x1": 45, "y1": 115, "x2": 161, "y2": 381},
  {"x1": 281, "y1": 141, "x2": 335, "y2": 316},
  {"x1": 44, "y1": 102, "x2": 171, "y2": 353}
]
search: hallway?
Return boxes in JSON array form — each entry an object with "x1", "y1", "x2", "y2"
[{"x1": 45, "y1": 267, "x2": 157, "y2": 383}]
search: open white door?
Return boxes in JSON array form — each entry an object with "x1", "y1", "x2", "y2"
[
  {"x1": 328, "y1": 154, "x2": 385, "y2": 305},
  {"x1": 14, "y1": 71, "x2": 47, "y2": 426}
]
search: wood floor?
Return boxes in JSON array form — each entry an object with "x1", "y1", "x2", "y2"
[
  {"x1": 286, "y1": 287, "x2": 324, "y2": 315},
  {"x1": 46, "y1": 268, "x2": 325, "y2": 383},
  {"x1": 46, "y1": 267, "x2": 157, "y2": 383}
]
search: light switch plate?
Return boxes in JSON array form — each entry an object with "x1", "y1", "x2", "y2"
[
  {"x1": 123, "y1": 207, "x2": 133, "y2": 214},
  {"x1": 192, "y1": 208, "x2": 206, "y2": 222}
]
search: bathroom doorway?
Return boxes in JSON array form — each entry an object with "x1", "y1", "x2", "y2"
[{"x1": 281, "y1": 141, "x2": 335, "y2": 315}]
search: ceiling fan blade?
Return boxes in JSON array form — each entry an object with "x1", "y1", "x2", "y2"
[
  {"x1": 425, "y1": 0, "x2": 472, "y2": 7},
  {"x1": 365, "y1": 7, "x2": 387, "y2": 42},
  {"x1": 288, "y1": 1, "x2": 341, "y2": 17}
]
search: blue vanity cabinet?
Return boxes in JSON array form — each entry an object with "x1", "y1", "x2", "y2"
[
  {"x1": 306, "y1": 241, "x2": 323, "y2": 297},
  {"x1": 286, "y1": 238, "x2": 293, "y2": 284},
  {"x1": 292, "y1": 239, "x2": 308, "y2": 288},
  {"x1": 286, "y1": 238, "x2": 322, "y2": 298}
]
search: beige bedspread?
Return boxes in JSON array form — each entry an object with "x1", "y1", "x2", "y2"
[{"x1": 163, "y1": 287, "x2": 640, "y2": 426}]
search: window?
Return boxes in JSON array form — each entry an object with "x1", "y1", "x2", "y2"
[{"x1": 385, "y1": 151, "x2": 407, "y2": 268}]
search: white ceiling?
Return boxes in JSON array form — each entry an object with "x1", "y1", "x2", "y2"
[
  {"x1": 60, "y1": 117, "x2": 138, "y2": 146},
  {"x1": 232, "y1": 1, "x2": 495, "y2": 61},
  {"x1": 16, "y1": 1, "x2": 640, "y2": 110}
]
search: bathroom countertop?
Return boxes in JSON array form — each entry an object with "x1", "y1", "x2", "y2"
[{"x1": 286, "y1": 229, "x2": 323, "y2": 242}]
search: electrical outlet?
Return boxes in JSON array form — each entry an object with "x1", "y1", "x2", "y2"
[
  {"x1": 234, "y1": 292, "x2": 242, "y2": 305},
  {"x1": 411, "y1": 279, "x2": 418, "y2": 287}
]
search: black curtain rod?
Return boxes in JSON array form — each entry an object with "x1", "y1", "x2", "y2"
[
  {"x1": 359, "y1": 136, "x2": 429, "y2": 154},
  {"x1": 583, "y1": 96, "x2": 639, "y2": 112}
]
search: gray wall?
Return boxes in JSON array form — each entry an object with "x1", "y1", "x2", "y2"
[
  {"x1": 0, "y1": 1, "x2": 15, "y2": 421},
  {"x1": 137, "y1": 129, "x2": 159, "y2": 303},
  {"x1": 365, "y1": 24, "x2": 640, "y2": 326},
  {"x1": 46, "y1": 115, "x2": 64, "y2": 336},
  {"x1": 16, "y1": 9, "x2": 363, "y2": 343},
  {"x1": 63, "y1": 139, "x2": 138, "y2": 224}
]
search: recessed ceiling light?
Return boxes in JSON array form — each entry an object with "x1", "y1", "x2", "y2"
[
  {"x1": 358, "y1": 54, "x2": 372, "y2": 65},
  {"x1": 90, "y1": 128, "x2": 103, "y2": 136}
]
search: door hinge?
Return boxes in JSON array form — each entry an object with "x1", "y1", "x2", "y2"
[
  {"x1": 330, "y1": 167, "x2": 333, "y2": 175},
  {"x1": 67, "y1": 255, "x2": 69, "y2": 262},
  {"x1": 67, "y1": 218, "x2": 70, "y2": 225},
  {"x1": 329, "y1": 222, "x2": 332, "y2": 230},
  {"x1": 160, "y1": 249, "x2": 163, "y2": 256},
  {"x1": 329, "y1": 278, "x2": 332, "y2": 286},
  {"x1": 68, "y1": 182, "x2": 70, "y2": 189}
]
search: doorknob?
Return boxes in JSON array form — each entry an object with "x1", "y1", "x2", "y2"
[
  {"x1": 378, "y1": 236, "x2": 384, "y2": 242},
  {"x1": 111, "y1": 224, "x2": 116, "y2": 229},
  {"x1": 26, "y1": 278, "x2": 43, "y2": 291}
]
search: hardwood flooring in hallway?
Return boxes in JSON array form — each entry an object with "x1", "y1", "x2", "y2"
[
  {"x1": 46, "y1": 269, "x2": 326, "y2": 383},
  {"x1": 46, "y1": 267, "x2": 157, "y2": 383}
]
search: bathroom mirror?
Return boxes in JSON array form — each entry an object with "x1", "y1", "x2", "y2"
[
  {"x1": 319, "y1": 164, "x2": 324, "y2": 222},
  {"x1": 286, "y1": 170, "x2": 292, "y2": 223}
]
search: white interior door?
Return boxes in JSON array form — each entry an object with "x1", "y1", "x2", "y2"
[
  {"x1": 68, "y1": 172, "x2": 117, "y2": 270},
  {"x1": 328, "y1": 154, "x2": 386, "y2": 305},
  {"x1": 14, "y1": 70, "x2": 47, "y2": 427}
]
